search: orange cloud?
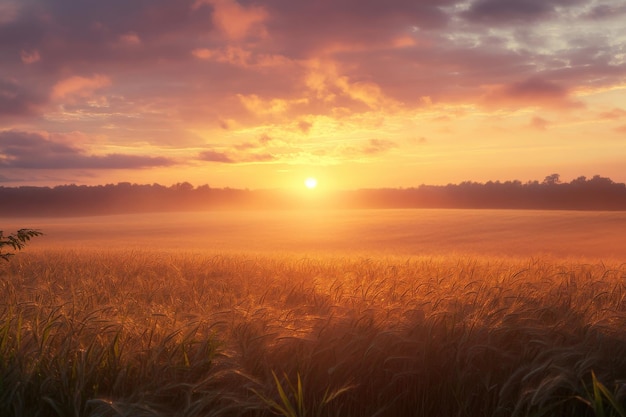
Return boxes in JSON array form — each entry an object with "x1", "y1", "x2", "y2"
[
  {"x1": 52, "y1": 75, "x2": 111, "y2": 100},
  {"x1": 392, "y1": 35, "x2": 417, "y2": 48},
  {"x1": 599, "y1": 108, "x2": 626, "y2": 120},
  {"x1": 304, "y1": 59, "x2": 397, "y2": 109},
  {"x1": 192, "y1": 48, "x2": 213, "y2": 60},
  {"x1": 238, "y1": 94, "x2": 308, "y2": 116}
]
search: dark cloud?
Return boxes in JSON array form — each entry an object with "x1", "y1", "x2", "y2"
[
  {"x1": 0, "y1": 130, "x2": 174, "y2": 169},
  {"x1": 505, "y1": 77, "x2": 566, "y2": 99},
  {"x1": 462, "y1": 0, "x2": 583, "y2": 24},
  {"x1": 266, "y1": 0, "x2": 455, "y2": 57},
  {"x1": 583, "y1": 4, "x2": 626, "y2": 19},
  {"x1": 483, "y1": 77, "x2": 583, "y2": 109},
  {"x1": 0, "y1": 0, "x2": 214, "y2": 73},
  {"x1": 0, "y1": 8, "x2": 46, "y2": 49},
  {"x1": 0, "y1": 78, "x2": 44, "y2": 117}
]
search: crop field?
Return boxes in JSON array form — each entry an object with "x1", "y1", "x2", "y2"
[{"x1": 1, "y1": 209, "x2": 626, "y2": 416}]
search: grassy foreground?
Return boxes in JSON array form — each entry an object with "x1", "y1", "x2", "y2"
[{"x1": 1, "y1": 250, "x2": 626, "y2": 417}]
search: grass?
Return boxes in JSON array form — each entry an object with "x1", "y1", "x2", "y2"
[{"x1": 1, "y1": 249, "x2": 626, "y2": 416}]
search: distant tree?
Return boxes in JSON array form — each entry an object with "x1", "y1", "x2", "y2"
[
  {"x1": 0, "y1": 229, "x2": 43, "y2": 261},
  {"x1": 543, "y1": 173, "x2": 561, "y2": 185}
]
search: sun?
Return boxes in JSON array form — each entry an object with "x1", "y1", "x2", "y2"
[{"x1": 304, "y1": 177, "x2": 318, "y2": 189}]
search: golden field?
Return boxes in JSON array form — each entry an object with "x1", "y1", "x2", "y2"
[{"x1": 1, "y1": 209, "x2": 626, "y2": 416}]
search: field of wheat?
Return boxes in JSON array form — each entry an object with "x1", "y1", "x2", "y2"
[{"x1": 1, "y1": 245, "x2": 626, "y2": 417}]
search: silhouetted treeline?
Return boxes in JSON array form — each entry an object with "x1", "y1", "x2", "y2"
[
  {"x1": 342, "y1": 175, "x2": 626, "y2": 210},
  {"x1": 1, "y1": 175, "x2": 626, "y2": 216}
]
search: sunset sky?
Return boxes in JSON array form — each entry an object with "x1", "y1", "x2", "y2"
[{"x1": 1, "y1": 0, "x2": 625, "y2": 190}]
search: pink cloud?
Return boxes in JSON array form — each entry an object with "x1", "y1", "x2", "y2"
[
  {"x1": 52, "y1": 75, "x2": 111, "y2": 100},
  {"x1": 195, "y1": 0, "x2": 268, "y2": 41},
  {"x1": 20, "y1": 49, "x2": 40, "y2": 64}
]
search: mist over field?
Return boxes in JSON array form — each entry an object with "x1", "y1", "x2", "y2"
[{"x1": 6, "y1": 209, "x2": 626, "y2": 260}]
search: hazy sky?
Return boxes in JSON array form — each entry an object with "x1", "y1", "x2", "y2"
[{"x1": 1, "y1": 0, "x2": 625, "y2": 190}]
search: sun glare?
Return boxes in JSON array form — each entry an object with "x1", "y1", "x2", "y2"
[{"x1": 305, "y1": 177, "x2": 318, "y2": 189}]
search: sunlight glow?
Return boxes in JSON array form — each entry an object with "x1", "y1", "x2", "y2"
[{"x1": 304, "y1": 177, "x2": 318, "y2": 189}]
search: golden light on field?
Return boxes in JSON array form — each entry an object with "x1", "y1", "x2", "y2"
[{"x1": 304, "y1": 177, "x2": 318, "y2": 189}]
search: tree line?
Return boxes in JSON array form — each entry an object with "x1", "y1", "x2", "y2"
[{"x1": 1, "y1": 175, "x2": 625, "y2": 216}]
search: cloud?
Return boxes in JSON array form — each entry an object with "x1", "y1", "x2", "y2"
[
  {"x1": 266, "y1": 0, "x2": 452, "y2": 57},
  {"x1": 530, "y1": 116, "x2": 550, "y2": 130},
  {"x1": 298, "y1": 121, "x2": 312, "y2": 134},
  {"x1": 0, "y1": 130, "x2": 174, "y2": 169},
  {"x1": 117, "y1": 32, "x2": 142, "y2": 47},
  {"x1": 238, "y1": 94, "x2": 308, "y2": 116},
  {"x1": 482, "y1": 77, "x2": 583, "y2": 109},
  {"x1": 599, "y1": 108, "x2": 626, "y2": 120},
  {"x1": 234, "y1": 142, "x2": 258, "y2": 151},
  {"x1": 194, "y1": 0, "x2": 268, "y2": 41},
  {"x1": 0, "y1": 78, "x2": 44, "y2": 117},
  {"x1": 52, "y1": 75, "x2": 111, "y2": 100},
  {"x1": 197, "y1": 150, "x2": 234, "y2": 163},
  {"x1": 615, "y1": 125, "x2": 626, "y2": 134},
  {"x1": 244, "y1": 153, "x2": 276, "y2": 162},
  {"x1": 462, "y1": 0, "x2": 584, "y2": 24},
  {"x1": 0, "y1": 0, "x2": 625, "y2": 187},
  {"x1": 304, "y1": 58, "x2": 398, "y2": 110},
  {"x1": 20, "y1": 49, "x2": 40, "y2": 64},
  {"x1": 197, "y1": 147, "x2": 277, "y2": 164},
  {"x1": 583, "y1": 4, "x2": 626, "y2": 20},
  {"x1": 0, "y1": 1, "x2": 19, "y2": 24}
]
